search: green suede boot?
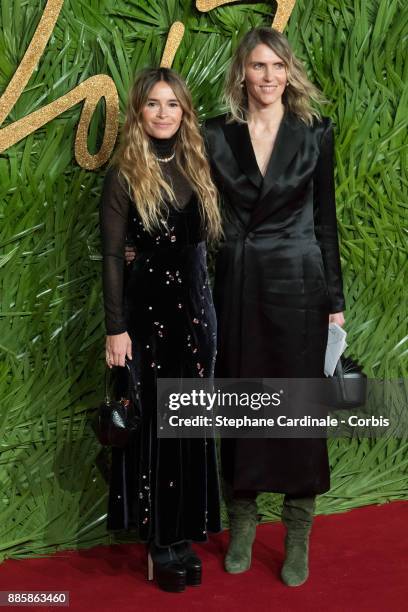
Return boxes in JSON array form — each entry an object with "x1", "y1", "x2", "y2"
[
  {"x1": 224, "y1": 484, "x2": 259, "y2": 574},
  {"x1": 281, "y1": 495, "x2": 316, "y2": 587}
]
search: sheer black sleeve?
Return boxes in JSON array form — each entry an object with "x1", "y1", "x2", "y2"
[
  {"x1": 313, "y1": 118, "x2": 346, "y2": 313},
  {"x1": 99, "y1": 166, "x2": 129, "y2": 335}
]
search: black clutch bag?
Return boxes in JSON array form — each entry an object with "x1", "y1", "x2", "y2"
[
  {"x1": 330, "y1": 355, "x2": 368, "y2": 410},
  {"x1": 92, "y1": 358, "x2": 142, "y2": 447}
]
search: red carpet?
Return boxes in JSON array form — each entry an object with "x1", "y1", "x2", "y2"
[{"x1": 1, "y1": 501, "x2": 407, "y2": 612}]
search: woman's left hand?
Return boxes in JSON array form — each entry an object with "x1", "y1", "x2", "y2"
[
  {"x1": 329, "y1": 312, "x2": 345, "y2": 327},
  {"x1": 125, "y1": 245, "x2": 137, "y2": 265}
]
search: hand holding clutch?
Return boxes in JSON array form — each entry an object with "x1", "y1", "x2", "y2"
[{"x1": 106, "y1": 332, "x2": 132, "y2": 368}]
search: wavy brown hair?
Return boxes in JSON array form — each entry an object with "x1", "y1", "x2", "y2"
[
  {"x1": 224, "y1": 27, "x2": 326, "y2": 125},
  {"x1": 113, "y1": 68, "x2": 222, "y2": 241}
]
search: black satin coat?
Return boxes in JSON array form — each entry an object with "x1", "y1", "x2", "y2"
[{"x1": 204, "y1": 111, "x2": 346, "y2": 495}]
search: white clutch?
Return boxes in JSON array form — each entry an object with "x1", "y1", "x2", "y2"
[{"x1": 324, "y1": 323, "x2": 347, "y2": 377}]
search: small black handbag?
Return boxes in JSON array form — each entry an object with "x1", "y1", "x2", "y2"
[
  {"x1": 330, "y1": 355, "x2": 368, "y2": 410},
  {"x1": 92, "y1": 358, "x2": 142, "y2": 447}
]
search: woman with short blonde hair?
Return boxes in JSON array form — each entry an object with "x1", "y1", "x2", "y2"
[
  {"x1": 204, "y1": 26, "x2": 345, "y2": 586},
  {"x1": 224, "y1": 26, "x2": 326, "y2": 126}
]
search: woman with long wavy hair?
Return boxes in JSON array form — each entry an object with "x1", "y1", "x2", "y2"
[
  {"x1": 99, "y1": 67, "x2": 222, "y2": 593},
  {"x1": 204, "y1": 27, "x2": 346, "y2": 586}
]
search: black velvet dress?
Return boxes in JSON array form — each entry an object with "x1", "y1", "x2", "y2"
[{"x1": 99, "y1": 135, "x2": 221, "y2": 546}]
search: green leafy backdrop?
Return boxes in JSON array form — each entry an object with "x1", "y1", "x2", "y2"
[{"x1": 0, "y1": 0, "x2": 407, "y2": 561}]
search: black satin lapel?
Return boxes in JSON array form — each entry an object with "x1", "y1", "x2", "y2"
[
  {"x1": 259, "y1": 111, "x2": 306, "y2": 201},
  {"x1": 222, "y1": 121, "x2": 263, "y2": 189}
]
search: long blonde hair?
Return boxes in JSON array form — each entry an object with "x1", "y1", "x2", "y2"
[
  {"x1": 113, "y1": 68, "x2": 222, "y2": 241},
  {"x1": 224, "y1": 27, "x2": 326, "y2": 125}
]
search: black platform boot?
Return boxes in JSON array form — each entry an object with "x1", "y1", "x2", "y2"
[
  {"x1": 147, "y1": 541, "x2": 186, "y2": 593},
  {"x1": 173, "y1": 541, "x2": 202, "y2": 586}
]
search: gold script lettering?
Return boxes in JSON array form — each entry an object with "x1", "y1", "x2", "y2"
[
  {"x1": 0, "y1": 0, "x2": 119, "y2": 170},
  {"x1": 196, "y1": 0, "x2": 296, "y2": 30},
  {"x1": 161, "y1": 22, "x2": 186, "y2": 68},
  {"x1": 0, "y1": 0, "x2": 296, "y2": 169},
  {"x1": 161, "y1": 1, "x2": 296, "y2": 69}
]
